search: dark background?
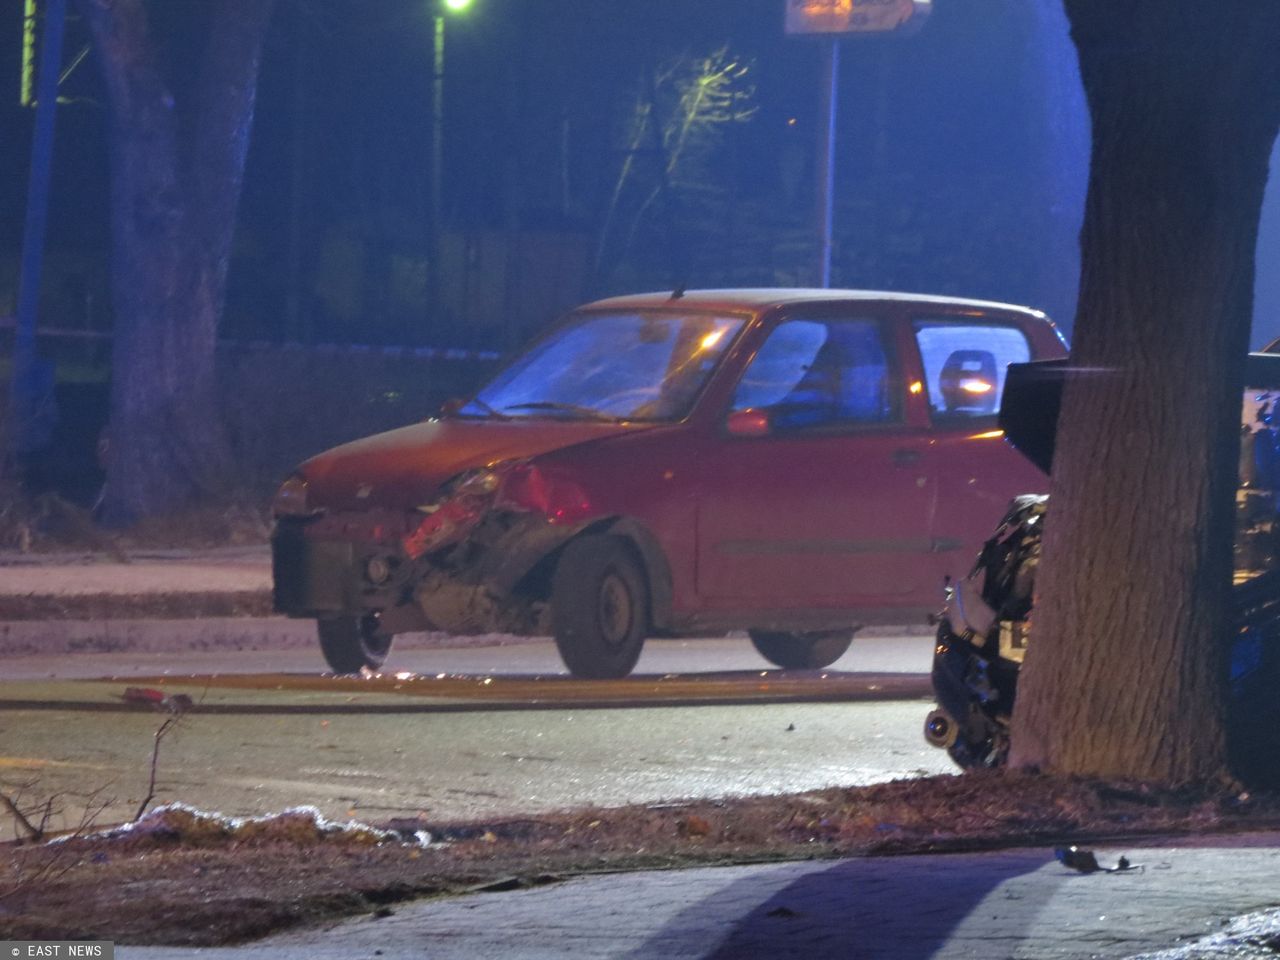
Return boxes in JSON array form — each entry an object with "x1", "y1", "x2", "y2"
[{"x1": 2, "y1": 1, "x2": 1279, "y2": 364}]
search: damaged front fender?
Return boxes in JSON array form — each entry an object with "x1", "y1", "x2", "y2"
[
  {"x1": 412, "y1": 511, "x2": 592, "y2": 635},
  {"x1": 274, "y1": 456, "x2": 671, "y2": 639}
]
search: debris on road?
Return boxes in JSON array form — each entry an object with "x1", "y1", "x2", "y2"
[
  {"x1": 121, "y1": 686, "x2": 194, "y2": 713},
  {"x1": 1055, "y1": 845, "x2": 1139, "y2": 874}
]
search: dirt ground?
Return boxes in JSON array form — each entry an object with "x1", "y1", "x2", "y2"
[{"x1": 3, "y1": 771, "x2": 1280, "y2": 946}]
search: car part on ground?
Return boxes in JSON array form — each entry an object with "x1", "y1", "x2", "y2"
[
  {"x1": 926, "y1": 495, "x2": 1043, "y2": 768},
  {"x1": 928, "y1": 500, "x2": 1280, "y2": 774},
  {"x1": 926, "y1": 353, "x2": 1280, "y2": 781}
]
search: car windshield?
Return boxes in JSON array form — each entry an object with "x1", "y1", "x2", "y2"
[{"x1": 460, "y1": 310, "x2": 745, "y2": 422}]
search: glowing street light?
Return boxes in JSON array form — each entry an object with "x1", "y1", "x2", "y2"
[{"x1": 430, "y1": 0, "x2": 474, "y2": 320}]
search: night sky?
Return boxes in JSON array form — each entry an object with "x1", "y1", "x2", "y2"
[{"x1": 2, "y1": 1, "x2": 1279, "y2": 352}]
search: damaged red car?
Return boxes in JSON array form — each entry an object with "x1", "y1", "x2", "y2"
[{"x1": 271, "y1": 289, "x2": 1067, "y2": 677}]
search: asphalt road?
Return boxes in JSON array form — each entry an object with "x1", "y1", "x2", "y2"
[{"x1": 0, "y1": 634, "x2": 953, "y2": 830}]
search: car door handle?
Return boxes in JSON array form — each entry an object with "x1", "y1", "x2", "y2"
[{"x1": 892, "y1": 448, "x2": 922, "y2": 466}]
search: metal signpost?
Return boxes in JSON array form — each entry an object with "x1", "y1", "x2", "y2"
[
  {"x1": 785, "y1": 0, "x2": 931, "y2": 287},
  {"x1": 8, "y1": 0, "x2": 67, "y2": 462}
]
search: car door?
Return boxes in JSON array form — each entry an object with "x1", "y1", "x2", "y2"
[
  {"x1": 908, "y1": 312, "x2": 1052, "y2": 585},
  {"x1": 695, "y1": 311, "x2": 936, "y2": 610}
]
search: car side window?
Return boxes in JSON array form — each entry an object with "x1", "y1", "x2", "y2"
[
  {"x1": 731, "y1": 317, "x2": 899, "y2": 431},
  {"x1": 913, "y1": 319, "x2": 1031, "y2": 421}
]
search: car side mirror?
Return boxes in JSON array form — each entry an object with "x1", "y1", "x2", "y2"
[
  {"x1": 725, "y1": 408, "x2": 771, "y2": 438},
  {"x1": 440, "y1": 397, "x2": 465, "y2": 417}
]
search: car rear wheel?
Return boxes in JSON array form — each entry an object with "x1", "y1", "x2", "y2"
[
  {"x1": 317, "y1": 615, "x2": 393, "y2": 674},
  {"x1": 748, "y1": 629, "x2": 854, "y2": 670},
  {"x1": 552, "y1": 535, "x2": 649, "y2": 679}
]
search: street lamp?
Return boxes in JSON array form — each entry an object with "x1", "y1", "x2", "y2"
[
  {"x1": 784, "y1": 0, "x2": 930, "y2": 287},
  {"x1": 432, "y1": 0, "x2": 473, "y2": 249},
  {"x1": 430, "y1": 0, "x2": 473, "y2": 326}
]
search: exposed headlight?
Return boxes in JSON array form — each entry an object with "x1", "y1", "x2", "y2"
[
  {"x1": 452, "y1": 467, "x2": 501, "y2": 497},
  {"x1": 272, "y1": 475, "x2": 311, "y2": 516}
]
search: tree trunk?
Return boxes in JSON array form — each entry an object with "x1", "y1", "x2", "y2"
[
  {"x1": 1010, "y1": 2, "x2": 1280, "y2": 783},
  {"x1": 78, "y1": 0, "x2": 273, "y2": 524}
]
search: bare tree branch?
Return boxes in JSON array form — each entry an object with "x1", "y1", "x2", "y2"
[{"x1": 0, "y1": 787, "x2": 41, "y2": 842}]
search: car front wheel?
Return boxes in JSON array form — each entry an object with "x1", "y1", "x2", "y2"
[
  {"x1": 317, "y1": 615, "x2": 393, "y2": 674},
  {"x1": 552, "y1": 535, "x2": 649, "y2": 679},
  {"x1": 749, "y1": 629, "x2": 854, "y2": 670}
]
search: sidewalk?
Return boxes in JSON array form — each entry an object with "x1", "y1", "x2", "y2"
[
  {"x1": 0, "y1": 546, "x2": 933, "y2": 656},
  {"x1": 0, "y1": 545, "x2": 278, "y2": 654},
  {"x1": 117, "y1": 835, "x2": 1280, "y2": 960},
  {"x1": 0, "y1": 545, "x2": 273, "y2": 619}
]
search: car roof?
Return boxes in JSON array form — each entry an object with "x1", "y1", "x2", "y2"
[{"x1": 580, "y1": 288, "x2": 1048, "y2": 319}]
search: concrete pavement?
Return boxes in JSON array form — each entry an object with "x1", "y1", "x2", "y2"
[
  {"x1": 116, "y1": 834, "x2": 1280, "y2": 959},
  {"x1": 0, "y1": 545, "x2": 271, "y2": 595},
  {"x1": 0, "y1": 545, "x2": 273, "y2": 630},
  {"x1": 0, "y1": 545, "x2": 537, "y2": 654}
]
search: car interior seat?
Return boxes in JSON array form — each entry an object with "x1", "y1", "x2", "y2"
[{"x1": 939, "y1": 349, "x2": 998, "y2": 415}]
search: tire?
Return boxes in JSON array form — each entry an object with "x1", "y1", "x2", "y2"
[
  {"x1": 317, "y1": 615, "x2": 394, "y2": 674},
  {"x1": 552, "y1": 535, "x2": 649, "y2": 679},
  {"x1": 749, "y1": 629, "x2": 854, "y2": 670}
]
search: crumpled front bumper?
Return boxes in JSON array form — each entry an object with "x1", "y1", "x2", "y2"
[
  {"x1": 271, "y1": 507, "x2": 586, "y2": 634},
  {"x1": 272, "y1": 518, "x2": 396, "y2": 618}
]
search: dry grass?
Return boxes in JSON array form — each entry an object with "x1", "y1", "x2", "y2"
[
  {"x1": 0, "y1": 494, "x2": 271, "y2": 556},
  {"x1": 112, "y1": 502, "x2": 272, "y2": 550},
  {"x1": 3, "y1": 772, "x2": 1280, "y2": 946}
]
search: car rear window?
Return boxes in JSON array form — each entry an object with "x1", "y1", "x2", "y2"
[{"x1": 913, "y1": 319, "x2": 1031, "y2": 421}]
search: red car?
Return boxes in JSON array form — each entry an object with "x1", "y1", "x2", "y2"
[{"x1": 271, "y1": 289, "x2": 1068, "y2": 677}]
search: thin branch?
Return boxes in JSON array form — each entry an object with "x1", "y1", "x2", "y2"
[
  {"x1": 134, "y1": 713, "x2": 180, "y2": 822},
  {"x1": 0, "y1": 788, "x2": 41, "y2": 842}
]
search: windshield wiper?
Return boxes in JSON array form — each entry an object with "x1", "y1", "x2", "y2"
[
  {"x1": 459, "y1": 396, "x2": 511, "y2": 419},
  {"x1": 501, "y1": 401, "x2": 619, "y2": 422}
]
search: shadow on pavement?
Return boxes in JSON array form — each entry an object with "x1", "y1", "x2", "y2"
[{"x1": 632, "y1": 850, "x2": 1052, "y2": 960}]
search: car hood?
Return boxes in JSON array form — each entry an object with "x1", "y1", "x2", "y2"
[{"x1": 298, "y1": 417, "x2": 653, "y2": 511}]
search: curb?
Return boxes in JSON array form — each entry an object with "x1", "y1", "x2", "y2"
[
  {"x1": 0, "y1": 590, "x2": 272, "y2": 621},
  {"x1": 0, "y1": 616, "x2": 314, "y2": 656},
  {"x1": 0, "y1": 617, "x2": 551, "y2": 657}
]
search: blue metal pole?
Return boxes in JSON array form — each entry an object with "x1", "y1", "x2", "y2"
[
  {"x1": 816, "y1": 36, "x2": 838, "y2": 288},
  {"x1": 8, "y1": 0, "x2": 67, "y2": 460}
]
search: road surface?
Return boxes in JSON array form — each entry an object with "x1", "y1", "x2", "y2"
[{"x1": 0, "y1": 634, "x2": 953, "y2": 829}]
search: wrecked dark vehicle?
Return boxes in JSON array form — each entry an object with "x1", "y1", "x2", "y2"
[
  {"x1": 925, "y1": 352, "x2": 1280, "y2": 769},
  {"x1": 272, "y1": 289, "x2": 1066, "y2": 678}
]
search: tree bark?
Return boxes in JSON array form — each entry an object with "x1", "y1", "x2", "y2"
[
  {"x1": 78, "y1": 0, "x2": 274, "y2": 524},
  {"x1": 1010, "y1": 2, "x2": 1280, "y2": 783}
]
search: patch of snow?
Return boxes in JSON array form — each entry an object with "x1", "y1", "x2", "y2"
[
  {"x1": 1126, "y1": 908, "x2": 1280, "y2": 959},
  {"x1": 58, "y1": 801, "x2": 431, "y2": 848}
]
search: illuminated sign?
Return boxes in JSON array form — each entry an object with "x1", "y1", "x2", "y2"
[{"x1": 784, "y1": 0, "x2": 931, "y2": 35}]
